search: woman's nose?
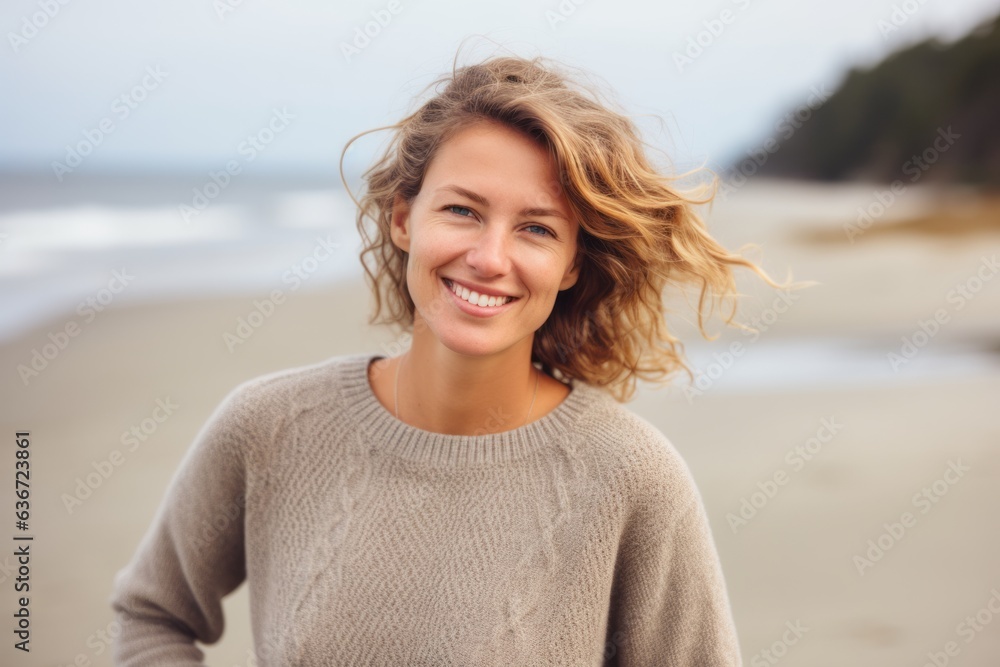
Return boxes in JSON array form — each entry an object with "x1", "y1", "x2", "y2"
[{"x1": 465, "y1": 226, "x2": 513, "y2": 275}]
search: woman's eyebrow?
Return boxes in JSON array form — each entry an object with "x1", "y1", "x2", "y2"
[{"x1": 435, "y1": 184, "x2": 568, "y2": 220}]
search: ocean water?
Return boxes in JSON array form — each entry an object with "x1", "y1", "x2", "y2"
[{"x1": 0, "y1": 171, "x2": 364, "y2": 343}]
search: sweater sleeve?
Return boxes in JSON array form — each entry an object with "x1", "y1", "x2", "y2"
[
  {"x1": 605, "y1": 436, "x2": 743, "y2": 666},
  {"x1": 109, "y1": 382, "x2": 259, "y2": 666}
]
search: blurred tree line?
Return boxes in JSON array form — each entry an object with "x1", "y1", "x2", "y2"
[{"x1": 740, "y1": 12, "x2": 999, "y2": 185}]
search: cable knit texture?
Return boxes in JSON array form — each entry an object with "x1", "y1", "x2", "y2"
[{"x1": 109, "y1": 352, "x2": 743, "y2": 666}]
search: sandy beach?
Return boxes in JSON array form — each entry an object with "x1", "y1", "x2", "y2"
[{"x1": 1, "y1": 179, "x2": 999, "y2": 665}]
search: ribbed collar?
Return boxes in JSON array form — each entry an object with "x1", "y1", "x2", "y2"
[{"x1": 334, "y1": 352, "x2": 599, "y2": 467}]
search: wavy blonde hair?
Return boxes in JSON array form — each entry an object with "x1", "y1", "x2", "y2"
[{"x1": 340, "y1": 49, "x2": 803, "y2": 402}]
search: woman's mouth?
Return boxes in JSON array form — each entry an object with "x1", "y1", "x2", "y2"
[{"x1": 442, "y1": 277, "x2": 520, "y2": 315}]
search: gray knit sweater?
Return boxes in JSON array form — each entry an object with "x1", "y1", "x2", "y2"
[{"x1": 109, "y1": 352, "x2": 742, "y2": 665}]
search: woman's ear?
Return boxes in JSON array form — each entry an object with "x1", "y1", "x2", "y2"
[
  {"x1": 560, "y1": 244, "x2": 583, "y2": 291},
  {"x1": 390, "y1": 193, "x2": 412, "y2": 253}
]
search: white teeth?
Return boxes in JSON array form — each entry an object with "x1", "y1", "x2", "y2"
[{"x1": 446, "y1": 279, "x2": 512, "y2": 307}]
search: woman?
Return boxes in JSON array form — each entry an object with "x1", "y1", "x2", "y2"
[{"x1": 110, "y1": 51, "x2": 794, "y2": 665}]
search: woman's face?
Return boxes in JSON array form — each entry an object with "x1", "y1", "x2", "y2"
[{"x1": 390, "y1": 120, "x2": 581, "y2": 358}]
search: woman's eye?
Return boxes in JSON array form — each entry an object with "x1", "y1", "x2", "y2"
[
  {"x1": 446, "y1": 205, "x2": 474, "y2": 218},
  {"x1": 525, "y1": 224, "x2": 552, "y2": 237},
  {"x1": 445, "y1": 206, "x2": 551, "y2": 238}
]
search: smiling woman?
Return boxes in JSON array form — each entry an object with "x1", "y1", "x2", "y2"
[
  {"x1": 362, "y1": 117, "x2": 590, "y2": 433},
  {"x1": 109, "y1": 47, "x2": 802, "y2": 667}
]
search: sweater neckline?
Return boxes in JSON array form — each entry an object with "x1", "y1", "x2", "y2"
[{"x1": 336, "y1": 352, "x2": 594, "y2": 467}]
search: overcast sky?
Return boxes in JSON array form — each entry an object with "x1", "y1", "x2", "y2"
[{"x1": 2, "y1": 0, "x2": 997, "y2": 177}]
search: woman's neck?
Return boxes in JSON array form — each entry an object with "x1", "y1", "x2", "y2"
[{"x1": 367, "y1": 345, "x2": 569, "y2": 437}]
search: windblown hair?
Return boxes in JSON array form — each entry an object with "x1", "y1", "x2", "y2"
[{"x1": 340, "y1": 48, "x2": 803, "y2": 402}]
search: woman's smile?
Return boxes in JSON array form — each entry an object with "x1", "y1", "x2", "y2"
[{"x1": 442, "y1": 276, "x2": 520, "y2": 318}]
